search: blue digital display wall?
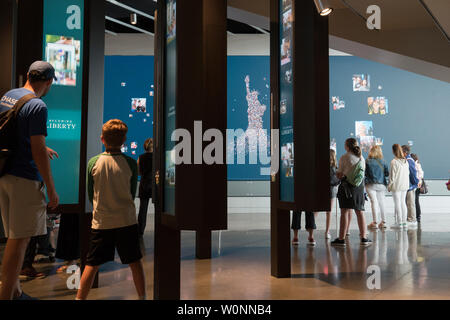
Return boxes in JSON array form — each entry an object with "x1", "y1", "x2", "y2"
[
  {"x1": 104, "y1": 56, "x2": 154, "y2": 160},
  {"x1": 104, "y1": 55, "x2": 449, "y2": 180},
  {"x1": 227, "y1": 56, "x2": 271, "y2": 181},
  {"x1": 42, "y1": 0, "x2": 84, "y2": 205},
  {"x1": 330, "y1": 56, "x2": 450, "y2": 179}
]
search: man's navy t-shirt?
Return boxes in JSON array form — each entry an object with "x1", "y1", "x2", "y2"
[{"x1": 0, "y1": 88, "x2": 48, "y2": 182}]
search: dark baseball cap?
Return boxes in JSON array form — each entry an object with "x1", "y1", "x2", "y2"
[{"x1": 28, "y1": 61, "x2": 57, "y2": 81}]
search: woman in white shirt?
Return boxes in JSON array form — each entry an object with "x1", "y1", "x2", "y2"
[{"x1": 388, "y1": 144, "x2": 410, "y2": 229}]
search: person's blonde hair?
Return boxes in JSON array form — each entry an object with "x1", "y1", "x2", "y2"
[
  {"x1": 330, "y1": 149, "x2": 337, "y2": 169},
  {"x1": 102, "y1": 119, "x2": 128, "y2": 147},
  {"x1": 368, "y1": 145, "x2": 383, "y2": 160},
  {"x1": 392, "y1": 144, "x2": 405, "y2": 159}
]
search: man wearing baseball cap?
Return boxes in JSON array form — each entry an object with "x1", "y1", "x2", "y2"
[{"x1": 0, "y1": 61, "x2": 59, "y2": 300}]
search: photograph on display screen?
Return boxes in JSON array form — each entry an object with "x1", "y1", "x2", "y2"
[
  {"x1": 281, "y1": 37, "x2": 291, "y2": 66},
  {"x1": 280, "y1": 99, "x2": 287, "y2": 115},
  {"x1": 331, "y1": 96, "x2": 345, "y2": 110},
  {"x1": 282, "y1": 0, "x2": 292, "y2": 10},
  {"x1": 368, "y1": 96, "x2": 389, "y2": 115},
  {"x1": 45, "y1": 35, "x2": 80, "y2": 86},
  {"x1": 131, "y1": 98, "x2": 147, "y2": 113},
  {"x1": 352, "y1": 74, "x2": 370, "y2": 91},
  {"x1": 281, "y1": 143, "x2": 294, "y2": 178},
  {"x1": 284, "y1": 69, "x2": 292, "y2": 83},
  {"x1": 165, "y1": 149, "x2": 176, "y2": 186},
  {"x1": 360, "y1": 136, "x2": 376, "y2": 153},
  {"x1": 282, "y1": 9, "x2": 293, "y2": 31},
  {"x1": 375, "y1": 137, "x2": 384, "y2": 146},
  {"x1": 167, "y1": 0, "x2": 176, "y2": 43},
  {"x1": 355, "y1": 121, "x2": 374, "y2": 138}
]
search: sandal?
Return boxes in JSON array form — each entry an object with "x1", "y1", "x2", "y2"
[{"x1": 56, "y1": 265, "x2": 69, "y2": 273}]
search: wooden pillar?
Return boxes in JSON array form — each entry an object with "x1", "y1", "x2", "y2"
[
  {"x1": 196, "y1": 230, "x2": 212, "y2": 260},
  {"x1": 0, "y1": 0, "x2": 17, "y2": 96},
  {"x1": 153, "y1": 0, "x2": 227, "y2": 299}
]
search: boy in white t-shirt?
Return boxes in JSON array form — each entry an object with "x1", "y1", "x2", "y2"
[{"x1": 76, "y1": 119, "x2": 146, "y2": 300}]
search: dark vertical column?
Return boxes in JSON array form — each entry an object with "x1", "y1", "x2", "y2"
[
  {"x1": 154, "y1": 223, "x2": 181, "y2": 299},
  {"x1": 271, "y1": 208, "x2": 291, "y2": 277},
  {"x1": 294, "y1": 0, "x2": 330, "y2": 212},
  {"x1": 15, "y1": 0, "x2": 43, "y2": 88},
  {"x1": 153, "y1": 7, "x2": 181, "y2": 300},
  {"x1": 0, "y1": 0, "x2": 17, "y2": 96},
  {"x1": 196, "y1": 230, "x2": 212, "y2": 259},
  {"x1": 81, "y1": 0, "x2": 106, "y2": 289}
]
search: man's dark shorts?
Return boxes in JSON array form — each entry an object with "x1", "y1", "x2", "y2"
[{"x1": 86, "y1": 224, "x2": 142, "y2": 266}]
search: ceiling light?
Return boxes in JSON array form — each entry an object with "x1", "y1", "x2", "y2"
[
  {"x1": 313, "y1": 0, "x2": 333, "y2": 16},
  {"x1": 130, "y1": 13, "x2": 137, "y2": 25}
]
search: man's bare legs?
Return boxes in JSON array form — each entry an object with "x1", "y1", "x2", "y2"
[
  {"x1": 129, "y1": 260, "x2": 146, "y2": 299},
  {"x1": 0, "y1": 238, "x2": 30, "y2": 300},
  {"x1": 76, "y1": 265, "x2": 100, "y2": 300}
]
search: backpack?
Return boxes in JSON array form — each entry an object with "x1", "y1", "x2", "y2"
[
  {"x1": 347, "y1": 160, "x2": 364, "y2": 187},
  {"x1": 0, "y1": 93, "x2": 37, "y2": 176}
]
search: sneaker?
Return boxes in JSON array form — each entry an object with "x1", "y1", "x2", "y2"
[
  {"x1": 368, "y1": 222, "x2": 378, "y2": 230},
  {"x1": 19, "y1": 267, "x2": 46, "y2": 280},
  {"x1": 331, "y1": 238, "x2": 346, "y2": 246},
  {"x1": 307, "y1": 238, "x2": 316, "y2": 246},
  {"x1": 408, "y1": 221, "x2": 417, "y2": 229},
  {"x1": 391, "y1": 223, "x2": 402, "y2": 230},
  {"x1": 13, "y1": 291, "x2": 38, "y2": 300},
  {"x1": 325, "y1": 232, "x2": 331, "y2": 239},
  {"x1": 292, "y1": 238, "x2": 299, "y2": 245},
  {"x1": 378, "y1": 222, "x2": 387, "y2": 229},
  {"x1": 360, "y1": 238, "x2": 372, "y2": 246}
]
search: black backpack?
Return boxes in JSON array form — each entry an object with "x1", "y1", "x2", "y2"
[{"x1": 0, "y1": 93, "x2": 37, "y2": 176}]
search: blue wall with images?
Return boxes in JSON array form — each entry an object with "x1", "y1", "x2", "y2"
[
  {"x1": 104, "y1": 56, "x2": 154, "y2": 160},
  {"x1": 104, "y1": 55, "x2": 449, "y2": 180},
  {"x1": 330, "y1": 56, "x2": 450, "y2": 179},
  {"x1": 227, "y1": 56, "x2": 271, "y2": 181}
]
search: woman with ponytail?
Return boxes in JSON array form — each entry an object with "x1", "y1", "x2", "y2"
[{"x1": 331, "y1": 138, "x2": 372, "y2": 247}]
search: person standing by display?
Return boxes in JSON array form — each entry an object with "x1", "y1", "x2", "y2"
[
  {"x1": 137, "y1": 138, "x2": 153, "y2": 236},
  {"x1": 411, "y1": 154, "x2": 424, "y2": 223},
  {"x1": 365, "y1": 146, "x2": 389, "y2": 230},
  {"x1": 388, "y1": 144, "x2": 410, "y2": 229},
  {"x1": 331, "y1": 138, "x2": 371, "y2": 247},
  {"x1": 76, "y1": 120, "x2": 145, "y2": 300},
  {"x1": 0, "y1": 61, "x2": 59, "y2": 300},
  {"x1": 291, "y1": 211, "x2": 317, "y2": 246},
  {"x1": 401, "y1": 145, "x2": 419, "y2": 228},
  {"x1": 325, "y1": 149, "x2": 340, "y2": 239}
]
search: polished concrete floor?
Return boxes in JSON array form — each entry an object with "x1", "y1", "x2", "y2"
[{"x1": 1, "y1": 196, "x2": 450, "y2": 300}]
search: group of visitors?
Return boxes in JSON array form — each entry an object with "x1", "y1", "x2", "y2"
[
  {"x1": 292, "y1": 138, "x2": 427, "y2": 248},
  {"x1": 0, "y1": 61, "x2": 153, "y2": 300}
]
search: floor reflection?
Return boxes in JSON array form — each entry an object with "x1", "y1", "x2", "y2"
[{"x1": 1, "y1": 224, "x2": 448, "y2": 300}]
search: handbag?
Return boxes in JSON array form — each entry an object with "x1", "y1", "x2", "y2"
[{"x1": 419, "y1": 179, "x2": 428, "y2": 194}]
